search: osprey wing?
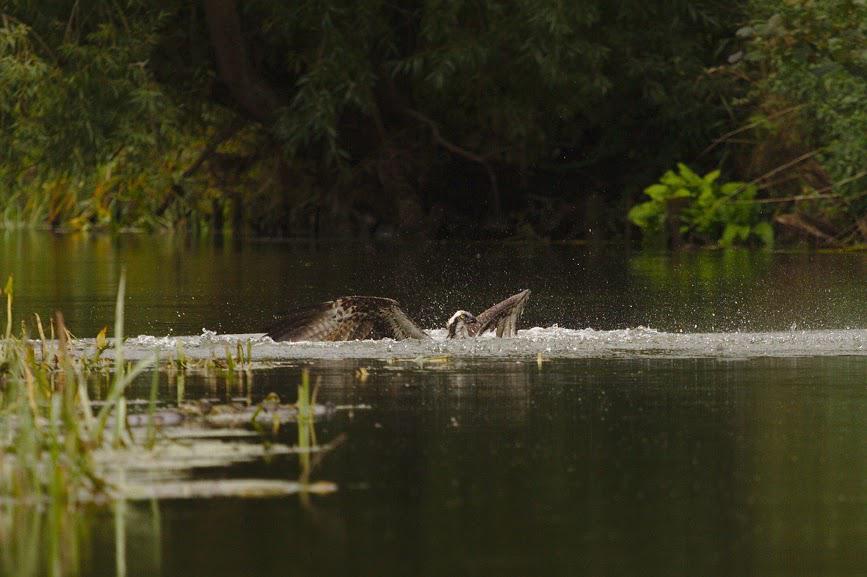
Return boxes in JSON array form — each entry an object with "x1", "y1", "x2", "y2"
[
  {"x1": 475, "y1": 290, "x2": 531, "y2": 337},
  {"x1": 265, "y1": 296, "x2": 428, "y2": 342},
  {"x1": 373, "y1": 300, "x2": 430, "y2": 340}
]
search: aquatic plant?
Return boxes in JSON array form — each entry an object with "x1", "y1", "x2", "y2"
[
  {"x1": 0, "y1": 266, "x2": 348, "y2": 507},
  {"x1": 0, "y1": 273, "x2": 154, "y2": 504},
  {"x1": 0, "y1": 273, "x2": 344, "y2": 576},
  {"x1": 628, "y1": 163, "x2": 774, "y2": 248}
]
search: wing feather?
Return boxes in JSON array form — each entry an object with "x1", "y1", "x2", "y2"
[
  {"x1": 266, "y1": 296, "x2": 429, "y2": 342},
  {"x1": 376, "y1": 302, "x2": 430, "y2": 340},
  {"x1": 475, "y1": 290, "x2": 531, "y2": 338}
]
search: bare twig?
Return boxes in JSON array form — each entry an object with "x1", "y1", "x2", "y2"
[
  {"x1": 700, "y1": 104, "x2": 804, "y2": 156},
  {"x1": 774, "y1": 213, "x2": 839, "y2": 245},
  {"x1": 755, "y1": 172, "x2": 803, "y2": 191},
  {"x1": 748, "y1": 149, "x2": 821, "y2": 186},
  {"x1": 736, "y1": 193, "x2": 839, "y2": 204},
  {"x1": 742, "y1": 172, "x2": 867, "y2": 204},
  {"x1": 806, "y1": 171, "x2": 867, "y2": 197}
]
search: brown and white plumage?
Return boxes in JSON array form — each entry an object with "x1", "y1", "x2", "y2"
[
  {"x1": 446, "y1": 289, "x2": 531, "y2": 338},
  {"x1": 266, "y1": 290, "x2": 531, "y2": 342},
  {"x1": 265, "y1": 296, "x2": 429, "y2": 342},
  {"x1": 476, "y1": 289, "x2": 531, "y2": 336}
]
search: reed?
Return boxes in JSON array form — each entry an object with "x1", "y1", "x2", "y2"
[
  {"x1": 0, "y1": 276, "x2": 340, "y2": 576},
  {"x1": 0, "y1": 273, "x2": 154, "y2": 504},
  {"x1": 1, "y1": 273, "x2": 333, "y2": 509}
]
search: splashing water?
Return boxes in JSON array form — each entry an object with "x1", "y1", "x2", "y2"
[{"x1": 68, "y1": 326, "x2": 867, "y2": 363}]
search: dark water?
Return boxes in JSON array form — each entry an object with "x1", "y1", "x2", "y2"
[
  {"x1": 2, "y1": 232, "x2": 865, "y2": 335},
  {"x1": 1, "y1": 233, "x2": 866, "y2": 577}
]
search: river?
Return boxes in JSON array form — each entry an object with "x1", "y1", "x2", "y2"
[{"x1": 1, "y1": 232, "x2": 865, "y2": 577}]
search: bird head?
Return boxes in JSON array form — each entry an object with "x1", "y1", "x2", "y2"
[{"x1": 446, "y1": 310, "x2": 477, "y2": 339}]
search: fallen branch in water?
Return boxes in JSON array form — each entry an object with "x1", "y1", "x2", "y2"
[{"x1": 774, "y1": 213, "x2": 839, "y2": 245}]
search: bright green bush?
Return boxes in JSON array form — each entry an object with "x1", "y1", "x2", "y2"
[{"x1": 629, "y1": 164, "x2": 773, "y2": 247}]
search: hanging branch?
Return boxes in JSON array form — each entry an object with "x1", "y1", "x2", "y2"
[
  {"x1": 404, "y1": 109, "x2": 501, "y2": 218},
  {"x1": 155, "y1": 117, "x2": 246, "y2": 217}
]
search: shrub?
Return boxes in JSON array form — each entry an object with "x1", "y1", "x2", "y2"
[
  {"x1": 628, "y1": 163, "x2": 773, "y2": 247},
  {"x1": 731, "y1": 0, "x2": 867, "y2": 230}
]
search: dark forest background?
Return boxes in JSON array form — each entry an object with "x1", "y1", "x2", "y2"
[{"x1": 1, "y1": 1, "x2": 865, "y2": 245}]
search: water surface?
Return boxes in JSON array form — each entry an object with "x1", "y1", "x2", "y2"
[
  {"x1": 3, "y1": 232, "x2": 865, "y2": 335},
  {"x1": 0, "y1": 233, "x2": 865, "y2": 577}
]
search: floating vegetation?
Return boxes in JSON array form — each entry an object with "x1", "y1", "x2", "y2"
[
  {"x1": 124, "y1": 399, "x2": 331, "y2": 430},
  {"x1": 121, "y1": 479, "x2": 338, "y2": 500},
  {"x1": 0, "y1": 274, "x2": 346, "y2": 508}
]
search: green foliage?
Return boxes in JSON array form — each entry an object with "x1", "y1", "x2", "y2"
[
  {"x1": 0, "y1": 3, "x2": 176, "y2": 171},
  {"x1": 0, "y1": 2, "x2": 223, "y2": 230},
  {"x1": 629, "y1": 164, "x2": 773, "y2": 247},
  {"x1": 0, "y1": 0, "x2": 742, "y2": 235},
  {"x1": 738, "y1": 0, "x2": 867, "y2": 213}
]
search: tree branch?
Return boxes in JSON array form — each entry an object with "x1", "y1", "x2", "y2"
[
  {"x1": 183, "y1": 117, "x2": 247, "y2": 180},
  {"x1": 156, "y1": 116, "x2": 247, "y2": 217},
  {"x1": 748, "y1": 149, "x2": 821, "y2": 186},
  {"x1": 405, "y1": 109, "x2": 500, "y2": 218},
  {"x1": 202, "y1": 0, "x2": 280, "y2": 123},
  {"x1": 700, "y1": 105, "x2": 804, "y2": 157}
]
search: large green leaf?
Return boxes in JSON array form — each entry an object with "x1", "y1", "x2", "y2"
[
  {"x1": 627, "y1": 201, "x2": 664, "y2": 230},
  {"x1": 752, "y1": 221, "x2": 775, "y2": 246},
  {"x1": 643, "y1": 184, "x2": 671, "y2": 202}
]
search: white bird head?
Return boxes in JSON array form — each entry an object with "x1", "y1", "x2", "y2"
[{"x1": 446, "y1": 310, "x2": 477, "y2": 339}]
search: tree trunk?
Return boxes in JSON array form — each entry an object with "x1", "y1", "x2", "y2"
[{"x1": 202, "y1": 0, "x2": 279, "y2": 123}]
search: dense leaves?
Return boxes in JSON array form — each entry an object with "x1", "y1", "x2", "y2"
[
  {"x1": 0, "y1": 4, "x2": 174, "y2": 170},
  {"x1": 729, "y1": 0, "x2": 867, "y2": 242},
  {"x1": 0, "y1": 1, "x2": 864, "y2": 242},
  {"x1": 628, "y1": 164, "x2": 773, "y2": 247}
]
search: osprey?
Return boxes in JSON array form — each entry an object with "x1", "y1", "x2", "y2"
[{"x1": 265, "y1": 290, "x2": 530, "y2": 342}]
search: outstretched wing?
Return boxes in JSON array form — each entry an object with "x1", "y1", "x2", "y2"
[
  {"x1": 475, "y1": 290, "x2": 531, "y2": 337},
  {"x1": 265, "y1": 296, "x2": 429, "y2": 342},
  {"x1": 373, "y1": 300, "x2": 431, "y2": 340}
]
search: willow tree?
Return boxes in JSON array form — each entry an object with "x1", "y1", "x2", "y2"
[{"x1": 1, "y1": 0, "x2": 739, "y2": 236}]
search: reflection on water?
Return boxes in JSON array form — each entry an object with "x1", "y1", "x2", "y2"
[
  {"x1": 0, "y1": 233, "x2": 865, "y2": 577},
  {"x1": 1, "y1": 232, "x2": 865, "y2": 336},
  {"x1": 3, "y1": 357, "x2": 864, "y2": 577},
  {"x1": 0, "y1": 370, "x2": 334, "y2": 577}
]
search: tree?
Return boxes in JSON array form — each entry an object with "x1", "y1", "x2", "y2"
[{"x1": 0, "y1": 0, "x2": 743, "y2": 237}]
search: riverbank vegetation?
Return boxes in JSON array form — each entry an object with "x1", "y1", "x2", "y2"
[
  {"x1": 0, "y1": 274, "x2": 335, "y2": 509},
  {"x1": 1, "y1": 1, "x2": 865, "y2": 246}
]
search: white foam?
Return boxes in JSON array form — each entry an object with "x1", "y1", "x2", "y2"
[{"x1": 62, "y1": 326, "x2": 867, "y2": 362}]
